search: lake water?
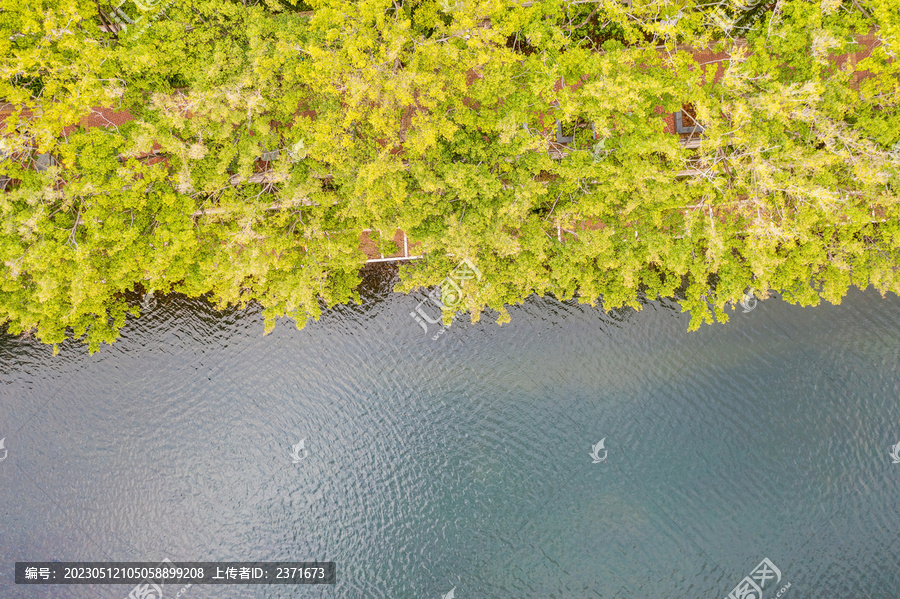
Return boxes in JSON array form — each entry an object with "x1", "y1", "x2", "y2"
[{"x1": 2, "y1": 271, "x2": 899, "y2": 598}]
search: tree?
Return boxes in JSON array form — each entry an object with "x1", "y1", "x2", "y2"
[{"x1": 1, "y1": 0, "x2": 897, "y2": 351}]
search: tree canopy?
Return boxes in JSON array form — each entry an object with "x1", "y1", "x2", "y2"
[{"x1": 1, "y1": 0, "x2": 898, "y2": 351}]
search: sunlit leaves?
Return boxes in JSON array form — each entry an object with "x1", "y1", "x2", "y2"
[{"x1": 0, "y1": 0, "x2": 897, "y2": 350}]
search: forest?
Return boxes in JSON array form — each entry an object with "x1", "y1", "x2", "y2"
[{"x1": 1, "y1": 0, "x2": 898, "y2": 351}]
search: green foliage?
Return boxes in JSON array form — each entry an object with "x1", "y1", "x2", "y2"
[{"x1": 0, "y1": 0, "x2": 897, "y2": 350}]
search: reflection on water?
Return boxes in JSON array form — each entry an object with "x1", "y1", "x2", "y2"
[{"x1": 1, "y1": 276, "x2": 899, "y2": 598}]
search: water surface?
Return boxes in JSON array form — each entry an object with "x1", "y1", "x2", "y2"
[{"x1": 1, "y1": 274, "x2": 899, "y2": 598}]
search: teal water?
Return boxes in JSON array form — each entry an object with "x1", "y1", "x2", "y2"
[{"x1": 1, "y1": 272, "x2": 899, "y2": 598}]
